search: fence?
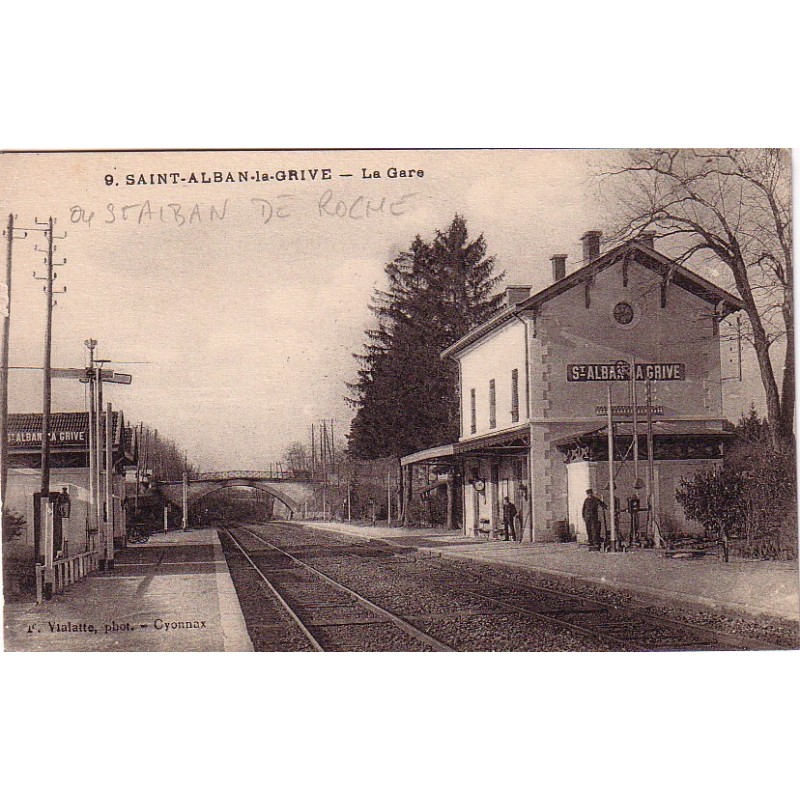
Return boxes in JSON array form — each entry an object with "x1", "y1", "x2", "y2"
[{"x1": 35, "y1": 549, "x2": 98, "y2": 604}]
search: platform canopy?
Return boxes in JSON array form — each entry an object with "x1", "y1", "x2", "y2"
[
  {"x1": 551, "y1": 421, "x2": 733, "y2": 463},
  {"x1": 400, "y1": 424, "x2": 530, "y2": 467}
]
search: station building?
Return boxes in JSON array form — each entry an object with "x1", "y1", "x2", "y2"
[
  {"x1": 4, "y1": 410, "x2": 137, "y2": 567},
  {"x1": 401, "y1": 232, "x2": 743, "y2": 543}
]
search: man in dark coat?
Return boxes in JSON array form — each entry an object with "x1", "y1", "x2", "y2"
[
  {"x1": 582, "y1": 489, "x2": 607, "y2": 550},
  {"x1": 502, "y1": 497, "x2": 518, "y2": 541}
]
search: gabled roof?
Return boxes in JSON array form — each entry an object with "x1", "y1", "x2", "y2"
[
  {"x1": 8, "y1": 411, "x2": 89, "y2": 437},
  {"x1": 7, "y1": 410, "x2": 127, "y2": 451},
  {"x1": 442, "y1": 239, "x2": 745, "y2": 360}
]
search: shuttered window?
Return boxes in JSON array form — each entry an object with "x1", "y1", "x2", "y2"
[
  {"x1": 470, "y1": 388, "x2": 477, "y2": 434},
  {"x1": 489, "y1": 379, "x2": 496, "y2": 429},
  {"x1": 511, "y1": 368, "x2": 519, "y2": 423}
]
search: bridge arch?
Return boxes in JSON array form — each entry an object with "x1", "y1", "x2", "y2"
[
  {"x1": 158, "y1": 475, "x2": 316, "y2": 520},
  {"x1": 187, "y1": 479, "x2": 299, "y2": 516}
]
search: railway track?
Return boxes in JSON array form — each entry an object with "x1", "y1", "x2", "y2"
[
  {"x1": 238, "y1": 522, "x2": 794, "y2": 652},
  {"x1": 420, "y1": 562, "x2": 784, "y2": 651},
  {"x1": 221, "y1": 524, "x2": 454, "y2": 652}
]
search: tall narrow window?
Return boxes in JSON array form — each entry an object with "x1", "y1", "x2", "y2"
[
  {"x1": 489, "y1": 379, "x2": 496, "y2": 429},
  {"x1": 470, "y1": 388, "x2": 477, "y2": 434},
  {"x1": 511, "y1": 368, "x2": 519, "y2": 423}
]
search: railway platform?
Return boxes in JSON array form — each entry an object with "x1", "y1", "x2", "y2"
[
  {"x1": 293, "y1": 521, "x2": 800, "y2": 623},
  {"x1": 3, "y1": 528, "x2": 253, "y2": 652}
]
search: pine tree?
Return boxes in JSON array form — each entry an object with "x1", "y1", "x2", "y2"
[{"x1": 348, "y1": 215, "x2": 504, "y2": 459}]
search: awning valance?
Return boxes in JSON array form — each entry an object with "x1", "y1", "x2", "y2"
[{"x1": 552, "y1": 422, "x2": 732, "y2": 463}]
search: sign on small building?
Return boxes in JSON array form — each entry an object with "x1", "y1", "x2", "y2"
[{"x1": 595, "y1": 405, "x2": 664, "y2": 417}]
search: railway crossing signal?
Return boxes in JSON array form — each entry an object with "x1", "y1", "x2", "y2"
[
  {"x1": 50, "y1": 352, "x2": 134, "y2": 574},
  {"x1": 571, "y1": 359, "x2": 661, "y2": 552},
  {"x1": 51, "y1": 367, "x2": 132, "y2": 384}
]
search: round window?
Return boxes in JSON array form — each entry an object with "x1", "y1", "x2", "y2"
[{"x1": 613, "y1": 302, "x2": 635, "y2": 325}]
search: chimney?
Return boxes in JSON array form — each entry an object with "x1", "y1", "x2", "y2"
[
  {"x1": 550, "y1": 254, "x2": 567, "y2": 282},
  {"x1": 581, "y1": 230, "x2": 602, "y2": 262},
  {"x1": 636, "y1": 231, "x2": 656, "y2": 250},
  {"x1": 505, "y1": 286, "x2": 532, "y2": 307}
]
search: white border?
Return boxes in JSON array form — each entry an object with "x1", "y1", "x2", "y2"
[{"x1": 2, "y1": 5, "x2": 798, "y2": 799}]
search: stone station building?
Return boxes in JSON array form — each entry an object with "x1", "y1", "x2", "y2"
[{"x1": 401, "y1": 232, "x2": 743, "y2": 543}]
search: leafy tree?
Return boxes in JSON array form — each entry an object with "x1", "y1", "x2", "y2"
[
  {"x1": 602, "y1": 149, "x2": 793, "y2": 450},
  {"x1": 348, "y1": 215, "x2": 504, "y2": 459}
]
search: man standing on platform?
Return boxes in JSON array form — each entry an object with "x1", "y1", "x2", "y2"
[
  {"x1": 582, "y1": 489, "x2": 606, "y2": 551},
  {"x1": 502, "y1": 496, "x2": 518, "y2": 541}
]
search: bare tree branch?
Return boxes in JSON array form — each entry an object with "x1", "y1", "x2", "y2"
[{"x1": 599, "y1": 148, "x2": 794, "y2": 449}]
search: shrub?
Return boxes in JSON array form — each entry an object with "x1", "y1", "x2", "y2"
[
  {"x1": 676, "y1": 411, "x2": 798, "y2": 559},
  {"x1": 675, "y1": 469, "x2": 744, "y2": 539},
  {"x1": 2, "y1": 508, "x2": 26, "y2": 543}
]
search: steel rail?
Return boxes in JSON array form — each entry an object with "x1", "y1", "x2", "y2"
[
  {"x1": 422, "y1": 560, "x2": 792, "y2": 652},
  {"x1": 233, "y1": 524, "x2": 455, "y2": 653},
  {"x1": 430, "y1": 581, "x2": 652, "y2": 651},
  {"x1": 277, "y1": 522, "x2": 793, "y2": 652},
  {"x1": 354, "y1": 534, "x2": 792, "y2": 650},
  {"x1": 222, "y1": 526, "x2": 324, "y2": 652},
  {"x1": 240, "y1": 523, "x2": 641, "y2": 651},
  {"x1": 279, "y1": 532, "x2": 648, "y2": 650}
]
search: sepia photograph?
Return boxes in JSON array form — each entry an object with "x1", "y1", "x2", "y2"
[{"x1": 1, "y1": 148, "x2": 797, "y2": 653}]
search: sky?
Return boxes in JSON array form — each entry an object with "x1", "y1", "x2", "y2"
[{"x1": 1, "y1": 149, "x2": 759, "y2": 470}]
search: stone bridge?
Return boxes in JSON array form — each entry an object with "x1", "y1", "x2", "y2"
[{"x1": 158, "y1": 471, "x2": 316, "y2": 517}]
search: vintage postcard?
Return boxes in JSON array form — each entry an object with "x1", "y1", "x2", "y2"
[{"x1": 1, "y1": 148, "x2": 797, "y2": 652}]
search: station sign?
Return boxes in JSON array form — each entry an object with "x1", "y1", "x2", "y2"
[
  {"x1": 8, "y1": 430, "x2": 87, "y2": 446},
  {"x1": 567, "y1": 363, "x2": 685, "y2": 382},
  {"x1": 595, "y1": 405, "x2": 664, "y2": 417}
]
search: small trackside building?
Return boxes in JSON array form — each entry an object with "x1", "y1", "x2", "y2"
[
  {"x1": 404, "y1": 232, "x2": 744, "y2": 543},
  {"x1": 4, "y1": 410, "x2": 137, "y2": 571}
]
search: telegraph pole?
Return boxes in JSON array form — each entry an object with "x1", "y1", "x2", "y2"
[
  {"x1": 0, "y1": 214, "x2": 25, "y2": 510},
  {"x1": 606, "y1": 382, "x2": 616, "y2": 550},
  {"x1": 95, "y1": 359, "x2": 104, "y2": 554},
  {"x1": 31, "y1": 218, "x2": 66, "y2": 575},
  {"x1": 386, "y1": 465, "x2": 392, "y2": 526},
  {"x1": 152, "y1": 429, "x2": 159, "y2": 479},
  {"x1": 135, "y1": 421, "x2": 144, "y2": 514},
  {"x1": 645, "y1": 378, "x2": 658, "y2": 547},
  {"x1": 86, "y1": 355, "x2": 132, "y2": 567},
  {"x1": 85, "y1": 339, "x2": 98, "y2": 536},
  {"x1": 629, "y1": 360, "x2": 639, "y2": 486},
  {"x1": 40, "y1": 218, "x2": 55, "y2": 498},
  {"x1": 142, "y1": 426, "x2": 150, "y2": 478},
  {"x1": 182, "y1": 449, "x2": 189, "y2": 530},
  {"x1": 95, "y1": 359, "x2": 108, "y2": 567},
  {"x1": 311, "y1": 423, "x2": 316, "y2": 480},
  {"x1": 105, "y1": 402, "x2": 114, "y2": 569},
  {"x1": 33, "y1": 218, "x2": 67, "y2": 500}
]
